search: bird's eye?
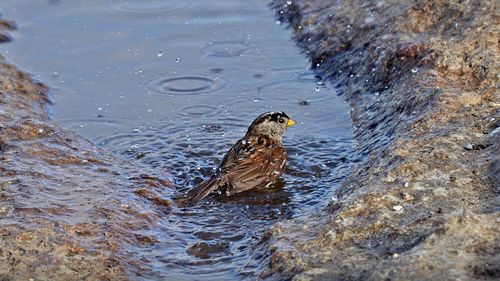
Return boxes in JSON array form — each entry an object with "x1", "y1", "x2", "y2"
[{"x1": 278, "y1": 118, "x2": 285, "y2": 124}]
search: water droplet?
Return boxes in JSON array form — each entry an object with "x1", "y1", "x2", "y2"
[
  {"x1": 393, "y1": 205, "x2": 403, "y2": 211},
  {"x1": 253, "y1": 98, "x2": 260, "y2": 102},
  {"x1": 275, "y1": 20, "x2": 282, "y2": 25},
  {"x1": 175, "y1": 58, "x2": 180, "y2": 62},
  {"x1": 315, "y1": 87, "x2": 320, "y2": 92},
  {"x1": 411, "y1": 68, "x2": 418, "y2": 73},
  {"x1": 157, "y1": 51, "x2": 163, "y2": 57},
  {"x1": 286, "y1": 0, "x2": 292, "y2": 4}
]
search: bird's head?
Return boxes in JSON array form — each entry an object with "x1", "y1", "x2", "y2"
[{"x1": 246, "y1": 111, "x2": 296, "y2": 140}]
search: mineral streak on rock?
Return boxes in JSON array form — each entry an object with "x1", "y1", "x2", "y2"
[
  {"x1": 259, "y1": 0, "x2": 499, "y2": 280},
  {"x1": 0, "y1": 22, "x2": 173, "y2": 280}
]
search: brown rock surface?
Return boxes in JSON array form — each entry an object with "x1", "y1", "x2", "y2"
[
  {"x1": 0, "y1": 22, "x2": 173, "y2": 280},
  {"x1": 259, "y1": 0, "x2": 499, "y2": 280}
]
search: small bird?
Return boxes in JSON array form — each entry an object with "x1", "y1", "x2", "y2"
[{"x1": 183, "y1": 111, "x2": 296, "y2": 206}]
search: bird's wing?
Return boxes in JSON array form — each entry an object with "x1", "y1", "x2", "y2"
[
  {"x1": 221, "y1": 138, "x2": 286, "y2": 195},
  {"x1": 182, "y1": 137, "x2": 286, "y2": 206},
  {"x1": 180, "y1": 139, "x2": 249, "y2": 207}
]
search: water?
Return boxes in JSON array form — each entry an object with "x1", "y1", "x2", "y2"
[{"x1": 0, "y1": 0, "x2": 354, "y2": 279}]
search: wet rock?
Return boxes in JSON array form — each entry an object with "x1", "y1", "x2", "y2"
[
  {"x1": 187, "y1": 241, "x2": 230, "y2": 259},
  {"x1": 0, "y1": 19, "x2": 16, "y2": 30},
  {"x1": 261, "y1": 0, "x2": 500, "y2": 280},
  {"x1": 0, "y1": 33, "x2": 11, "y2": 43}
]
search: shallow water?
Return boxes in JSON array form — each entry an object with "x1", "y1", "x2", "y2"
[{"x1": 0, "y1": 0, "x2": 354, "y2": 279}]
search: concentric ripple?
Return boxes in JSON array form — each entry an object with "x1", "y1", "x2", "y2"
[
  {"x1": 55, "y1": 117, "x2": 129, "y2": 139},
  {"x1": 108, "y1": 1, "x2": 192, "y2": 16},
  {"x1": 176, "y1": 105, "x2": 222, "y2": 118},
  {"x1": 235, "y1": 79, "x2": 331, "y2": 106},
  {"x1": 202, "y1": 41, "x2": 252, "y2": 57},
  {"x1": 146, "y1": 75, "x2": 227, "y2": 96}
]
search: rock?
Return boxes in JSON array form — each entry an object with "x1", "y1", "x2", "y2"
[{"x1": 260, "y1": 0, "x2": 500, "y2": 280}]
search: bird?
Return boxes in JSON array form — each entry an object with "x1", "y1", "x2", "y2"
[{"x1": 181, "y1": 111, "x2": 296, "y2": 206}]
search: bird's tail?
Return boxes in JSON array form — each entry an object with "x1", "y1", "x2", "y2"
[{"x1": 179, "y1": 176, "x2": 226, "y2": 207}]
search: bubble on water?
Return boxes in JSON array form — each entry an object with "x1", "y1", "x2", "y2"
[
  {"x1": 157, "y1": 51, "x2": 163, "y2": 57},
  {"x1": 286, "y1": 0, "x2": 292, "y2": 4},
  {"x1": 315, "y1": 87, "x2": 320, "y2": 92},
  {"x1": 253, "y1": 98, "x2": 260, "y2": 102},
  {"x1": 175, "y1": 57, "x2": 180, "y2": 62}
]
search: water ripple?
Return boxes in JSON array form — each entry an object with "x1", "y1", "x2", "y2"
[
  {"x1": 108, "y1": 1, "x2": 193, "y2": 16},
  {"x1": 146, "y1": 75, "x2": 227, "y2": 96},
  {"x1": 176, "y1": 105, "x2": 223, "y2": 118},
  {"x1": 202, "y1": 41, "x2": 252, "y2": 57}
]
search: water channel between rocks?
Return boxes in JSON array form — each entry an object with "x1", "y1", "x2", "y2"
[{"x1": 0, "y1": 0, "x2": 355, "y2": 279}]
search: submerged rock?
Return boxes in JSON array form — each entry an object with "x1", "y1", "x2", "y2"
[{"x1": 259, "y1": 0, "x2": 499, "y2": 280}]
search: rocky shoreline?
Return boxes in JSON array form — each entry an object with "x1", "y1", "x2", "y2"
[
  {"x1": 0, "y1": 1, "x2": 498, "y2": 280},
  {"x1": 257, "y1": 0, "x2": 499, "y2": 280},
  {"x1": 0, "y1": 19, "x2": 173, "y2": 279}
]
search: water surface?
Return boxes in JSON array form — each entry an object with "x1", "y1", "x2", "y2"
[{"x1": 0, "y1": 0, "x2": 354, "y2": 279}]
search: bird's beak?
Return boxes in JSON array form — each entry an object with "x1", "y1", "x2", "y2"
[{"x1": 287, "y1": 118, "x2": 297, "y2": 127}]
